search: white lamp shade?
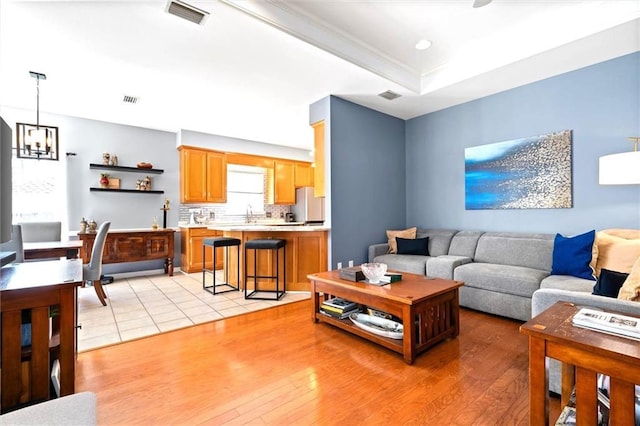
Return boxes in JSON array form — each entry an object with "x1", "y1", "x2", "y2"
[{"x1": 599, "y1": 151, "x2": 640, "y2": 185}]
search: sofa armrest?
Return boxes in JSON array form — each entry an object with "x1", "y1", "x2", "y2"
[
  {"x1": 532, "y1": 288, "x2": 640, "y2": 318},
  {"x1": 427, "y1": 255, "x2": 472, "y2": 280},
  {"x1": 0, "y1": 392, "x2": 96, "y2": 425},
  {"x1": 368, "y1": 243, "x2": 389, "y2": 262}
]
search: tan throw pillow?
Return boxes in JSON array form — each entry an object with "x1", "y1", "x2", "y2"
[
  {"x1": 594, "y1": 231, "x2": 640, "y2": 277},
  {"x1": 618, "y1": 256, "x2": 640, "y2": 301},
  {"x1": 386, "y1": 227, "x2": 417, "y2": 254}
]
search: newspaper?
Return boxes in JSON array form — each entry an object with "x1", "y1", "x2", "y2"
[
  {"x1": 555, "y1": 405, "x2": 576, "y2": 426},
  {"x1": 572, "y1": 307, "x2": 640, "y2": 341}
]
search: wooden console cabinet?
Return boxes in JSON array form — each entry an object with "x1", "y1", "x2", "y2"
[{"x1": 78, "y1": 229, "x2": 175, "y2": 276}]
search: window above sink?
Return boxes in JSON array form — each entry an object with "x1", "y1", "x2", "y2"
[{"x1": 226, "y1": 164, "x2": 266, "y2": 215}]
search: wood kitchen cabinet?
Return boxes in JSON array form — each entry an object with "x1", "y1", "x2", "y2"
[
  {"x1": 180, "y1": 227, "x2": 223, "y2": 273},
  {"x1": 265, "y1": 160, "x2": 296, "y2": 205},
  {"x1": 273, "y1": 160, "x2": 295, "y2": 204},
  {"x1": 294, "y1": 161, "x2": 314, "y2": 188},
  {"x1": 312, "y1": 121, "x2": 325, "y2": 197},
  {"x1": 179, "y1": 146, "x2": 227, "y2": 203}
]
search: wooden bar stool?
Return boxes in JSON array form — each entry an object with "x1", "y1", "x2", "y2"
[
  {"x1": 203, "y1": 237, "x2": 241, "y2": 295},
  {"x1": 244, "y1": 239, "x2": 286, "y2": 300}
]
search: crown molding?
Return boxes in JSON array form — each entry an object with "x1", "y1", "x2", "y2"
[{"x1": 219, "y1": 0, "x2": 422, "y2": 93}]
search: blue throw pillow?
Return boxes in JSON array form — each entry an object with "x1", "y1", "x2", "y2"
[
  {"x1": 592, "y1": 268, "x2": 629, "y2": 298},
  {"x1": 551, "y1": 230, "x2": 596, "y2": 281},
  {"x1": 396, "y1": 237, "x2": 429, "y2": 256}
]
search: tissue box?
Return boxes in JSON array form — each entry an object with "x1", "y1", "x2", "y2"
[{"x1": 338, "y1": 266, "x2": 365, "y2": 282}]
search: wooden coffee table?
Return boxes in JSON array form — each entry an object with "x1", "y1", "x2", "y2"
[{"x1": 308, "y1": 270, "x2": 463, "y2": 364}]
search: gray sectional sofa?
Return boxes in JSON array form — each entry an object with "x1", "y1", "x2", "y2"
[
  {"x1": 369, "y1": 229, "x2": 595, "y2": 321},
  {"x1": 370, "y1": 227, "x2": 640, "y2": 395}
]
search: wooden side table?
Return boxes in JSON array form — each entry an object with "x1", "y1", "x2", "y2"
[
  {"x1": 520, "y1": 302, "x2": 640, "y2": 425},
  {"x1": 0, "y1": 259, "x2": 82, "y2": 412}
]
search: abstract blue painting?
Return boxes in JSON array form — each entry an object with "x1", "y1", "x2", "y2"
[{"x1": 465, "y1": 130, "x2": 572, "y2": 209}]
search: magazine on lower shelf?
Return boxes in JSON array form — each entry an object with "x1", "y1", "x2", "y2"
[
  {"x1": 572, "y1": 307, "x2": 640, "y2": 341},
  {"x1": 320, "y1": 306, "x2": 359, "y2": 320}
]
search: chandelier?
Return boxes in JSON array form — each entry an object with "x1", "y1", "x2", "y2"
[{"x1": 16, "y1": 71, "x2": 59, "y2": 161}]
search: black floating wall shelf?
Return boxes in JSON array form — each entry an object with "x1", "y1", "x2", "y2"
[
  {"x1": 89, "y1": 163, "x2": 164, "y2": 174},
  {"x1": 89, "y1": 188, "x2": 164, "y2": 194}
]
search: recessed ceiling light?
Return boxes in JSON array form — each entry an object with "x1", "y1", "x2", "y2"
[{"x1": 415, "y1": 39, "x2": 432, "y2": 50}]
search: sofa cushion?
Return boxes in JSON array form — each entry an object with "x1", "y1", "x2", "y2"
[
  {"x1": 373, "y1": 253, "x2": 428, "y2": 275},
  {"x1": 551, "y1": 230, "x2": 596, "y2": 281},
  {"x1": 427, "y1": 255, "x2": 472, "y2": 280},
  {"x1": 454, "y1": 262, "x2": 548, "y2": 298},
  {"x1": 448, "y1": 230, "x2": 483, "y2": 258},
  {"x1": 592, "y1": 269, "x2": 629, "y2": 298},
  {"x1": 618, "y1": 256, "x2": 640, "y2": 301},
  {"x1": 415, "y1": 229, "x2": 457, "y2": 257},
  {"x1": 386, "y1": 227, "x2": 417, "y2": 254},
  {"x1": 473, "y1": 232, "x2": 554, "y2": 271},
  {"x1": 595, "y1": 230, "x2": 640, "y2": 276},
  {"x1": 540, "y1": 274, "x2": 595, "y2": 292},
  {"x1": 396, "y1": 237, "x2": 429, "y2": 255}
]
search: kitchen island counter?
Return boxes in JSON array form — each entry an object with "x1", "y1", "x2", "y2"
[
  {"x1": 210, "y1": 227, "x2": 328, "y2": 291},
  {"x1": 207, "y1": 224, "x2": 329, "y2": 232}
]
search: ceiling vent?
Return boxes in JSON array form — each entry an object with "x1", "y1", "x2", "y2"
[
  {"x1": 122, "y1": 95, "x2": 139, "y2": 104},
  {"x1": 165, "y1": 0, "x2": 209, "y2": 25},
  {"x1": 378, "y1": 90, "x2": 402, "y2": 101}
]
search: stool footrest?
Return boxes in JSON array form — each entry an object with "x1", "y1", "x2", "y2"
[
  {"x1": 245, "y1": 290, "x2": 285, "y2": 301},
  {"x1": 204, "y1": 282, "x2": 238, "y2": 295}
]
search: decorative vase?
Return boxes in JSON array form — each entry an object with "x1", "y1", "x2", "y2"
[
  {"x1": 100, "y1": 174, "x2": 109, "y2": 188},
  {"x1": 80, "y1": 217, "x2": 88, "y2": 233}
]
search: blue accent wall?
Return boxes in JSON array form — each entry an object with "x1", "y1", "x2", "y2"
[
  {"x1": 329, "y1": 97, "x2": 406, "y2": 266},
  {"x1": 406, "y1": 52, "x2": 640, "y2": 234}
]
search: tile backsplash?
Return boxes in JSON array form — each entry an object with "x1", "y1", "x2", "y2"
[{"x1": 179, "y1": 203, "x2": 291, "y2": 223}]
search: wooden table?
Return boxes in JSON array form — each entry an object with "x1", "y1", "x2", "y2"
[
  {"x1": 24, "y1": 240, "x2": 83, "y2": 261},
  {"x1": 78, "y1": 228, "x2": 175, "y2": 276},
  {"x1": 520, "y1": 302, "x2": 640, "y2": 425},
  {"x1": 308, "y1": 270, "x2": 463, "y2": 364},
  {"x1": 0, "y1": 259, "x2": 82, "y2": 412}
]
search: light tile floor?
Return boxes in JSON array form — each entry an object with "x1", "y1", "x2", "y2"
[{"x1": 77, "y1": 271, "x2": 310, "y2": 352}]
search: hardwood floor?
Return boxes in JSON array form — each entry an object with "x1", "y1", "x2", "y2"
[{"x1": 76, "y1": 300, "x2": 561, "y2": 425}]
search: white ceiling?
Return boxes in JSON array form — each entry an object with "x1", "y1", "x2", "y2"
[{"x1": 1, "y1": 1, "x2": 639, "y2": 150}]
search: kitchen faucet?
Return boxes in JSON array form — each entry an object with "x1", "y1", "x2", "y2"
[{"x1": 246, "y1": 204, "x2": 254, "y2": 223}]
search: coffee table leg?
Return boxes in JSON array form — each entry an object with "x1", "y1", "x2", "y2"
[
  {"x1": 402, "y1": 306, "x2": 415, "y2": 365},
  {"x1": 311, "y1": 280, "x2": 320, "y2": 323}
]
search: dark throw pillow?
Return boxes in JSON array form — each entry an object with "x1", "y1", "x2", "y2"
[
  {"x1": 593, "y1": 268, "x2": 629, "y2": 298},
  {"x1": 551, "y1": 230, "x2": 596, "y2": 281},
  {"x1": 396, "y1": 237, "x2": 429, "y2": 256}
]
